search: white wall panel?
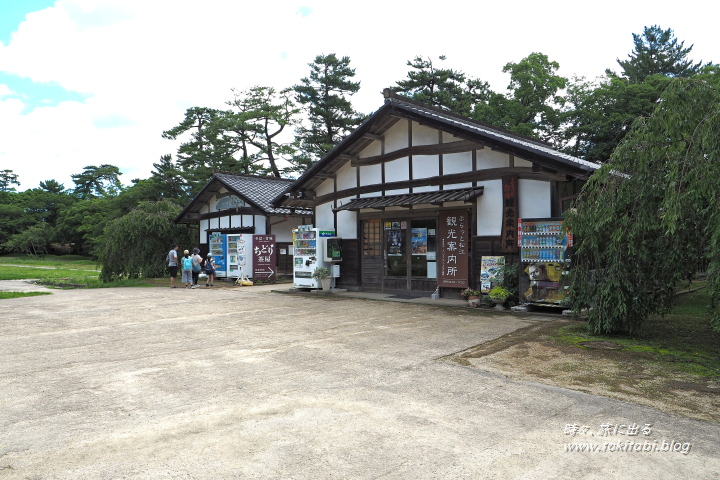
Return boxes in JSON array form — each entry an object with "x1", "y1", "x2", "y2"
[
  {"x1": 242, "y1": 215, "x2": 254, "y2": 228},
  {"x1": 316, "y1": 177, "x2": 334, "y2": 197},
  {"x1": 477, "y1": 149, "x2": 509, "y2": 169},
  {"x1": 316, "y1": 202, "x2": 334, "y2": 230},
  {"x1": 444, "y1": 152, "x2": 472, "y2": 174},
  {"x1": 519, "y1": 180, "x2": 552, "y2": 218},
  {"x1": 359, "y1": 164, "x2": 382, "y2": 195},
  {"x1": 413, "y1": 155, "x2": 439, "y2": 179},
  {"x1": 412, "y1": 122, "x2": 437, "y2": 146},
  {"x1": 337, "y1": 202, "x2": 357, "y2": 239},
  {"x1": 358, "y1": 140, "x2": 381, "y2": 158},
  {"x1": 384, "y1": 120, "x2": 409, "y2": 152},
  {"x1": 254, "y1": 215, "x2": 267, "y2": 234},
  {"x1": 268, "y1": 217, "x2": 295, "y2": 242},
  {"x1": 477, "y1": 180, "x2": 503, "y2": 236},
  {"x1": 219, "y1": 216, "x2": 230, "y2": 229},
  {"x1": 336, "y1": 161, "x2": 356, "y2": 191},
  {"x1": 515, "y1": 157, "x2": 532, "y2": 167}
]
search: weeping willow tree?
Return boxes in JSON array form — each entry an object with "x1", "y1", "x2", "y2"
[
  {"x1": 566, "y1": 76, "x2": 720, "y2": 334},
  {"x1": 97, "y1": 200, "x2": 196, "y2": 282}
]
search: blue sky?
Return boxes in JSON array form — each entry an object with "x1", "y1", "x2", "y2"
[
  {"x1": 0, "y1": 1, "x2": 88, "y2": 112},
  {"x1": 0, "y1": 0, "x2": 716, "y2": 191}
]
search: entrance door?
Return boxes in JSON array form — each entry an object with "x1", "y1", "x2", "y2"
[
  {"x1": 361, "y1": 219, "x2": 383, "y2": 291},
  {"x1": 382, "y1": 218, "x2": 438, "y2": 294}
]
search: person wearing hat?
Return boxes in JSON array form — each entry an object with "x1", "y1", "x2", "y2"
[
  {"x1": 204, "y1": 253, "x2": 216, "y2": 287},
  {"x1": 181, "y1": 249, "x2": 193, "y2": 288}
]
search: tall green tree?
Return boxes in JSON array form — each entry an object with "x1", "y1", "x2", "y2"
[
  {"x1": 225, "y1": 86, "x2": 301, "y2": 177},
  {"x1": 561, "y1": 74, "x2": 669, "y2": 162},
  {"x1": 566, "y1": 77, "x2": 720, "y2": 334},
  {"x1": 0, "y1": 169, "x2": 20, "y2": 192},
  {"x1": 613, "y1": 25, "x2": 709, "y2": 83},
  {"x1": 97, "y1": 200, "x2": 196, "y2": 281},
  {"x1": 293, "y1": 53, "x2": 365, "y2": 164},
  {"x1": 71, "y1": 164, "x2": 123, "y2": 199},
  {"x1": 473, "y1": 53, "x2": 567, "y2": 145},
  {"x1": 393, "y1": 55, "x2": 490, "y2": 116}
]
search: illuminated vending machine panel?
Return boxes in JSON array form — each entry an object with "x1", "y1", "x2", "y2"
[
  {"x1": 209, "y1": 233, "x2": 226, "y2": 277},
  {"x1": 517, "y1": 218, "x2": 573, "y2": 306},
  {"x1": 292, "y1": 226, "x2": 335, "y2": 288}
]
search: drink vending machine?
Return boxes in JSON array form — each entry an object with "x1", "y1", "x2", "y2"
[
  {"x1": 292, "y1": 226, "x2": 342, "y2": 289},
  {"x1": 517, "y1": 217, "x2": 573, "y2": 306},
  {"x1": 208, "y1": 232, "x2": 253, "y2": 278}
]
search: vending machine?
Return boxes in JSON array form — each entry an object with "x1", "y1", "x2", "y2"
[
  {"x1": 292, "y1": 226, "x2": 341, "y2": 289},
  {"x1": 517, "y1": 217, "x2": 573, "y2": 306},
  {"x1": 208, "y1": 232, "x2": 253, "y2": 278}
]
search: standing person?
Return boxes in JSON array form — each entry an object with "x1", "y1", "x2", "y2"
[
  {"x1": 204, "y1": 253, "x2": 216, "y2": 287},
  {"x1": 191, "y1": 248, "x2": 203, "y2": 289},
  {"x1": 167, "y1": 243, "x2": 179, "y2": 288},
  {"x1": 181, "y1": 249, "x2": 193, "y2": 288}
]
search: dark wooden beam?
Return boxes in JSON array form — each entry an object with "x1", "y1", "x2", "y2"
[
  {"x1": 350, "y1": 140, "x2": 483, "y2": 167},
  {"x1": 309, "y1": 167, "x2": 568, "y2": 206},
  {"x1": 363, "y1": 133, "x2": 383, "y2": 141}
]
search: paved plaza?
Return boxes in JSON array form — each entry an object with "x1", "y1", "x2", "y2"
[{"x1": 1, "y1": 282, "x2": 718, "y2": 479}]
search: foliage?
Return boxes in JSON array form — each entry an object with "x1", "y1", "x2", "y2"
[
  {"x1": 561, "y1": 74, "x2": 669, "y2": 162},
  {"x1": 566, "y1": 78, "x2": 720, "y2": 334},
  {"x1": 312, "y1": 266, "x2": 330, "y2": 280},
  {"x1": 393, "y1": 55, "x2": 490, "y2": 116},
  {"x1": 500, "y1": 263, "x2": 520, "y2": 299},
  {"x1": 612, "y1": 25, "x2": 710, "y2": 84},
  {"x1": 71, "y1": 164, "x2": 124, "y2": 199},
  {"x1": 474, "y1": 53, "x2": 567, "y2": 145},
  {"x1": 0, "y1": 169, "x2": 21, "y2": 192},
  {"x1": 489, "y1": 286, "x2": 511, "y2": 300},
  {"x1": 96, "y1": 200, "x2": 196, "y2": 282},
  {"x1": 460, "y1": 288, "x2": 480, "y2": 300},
  {"x1": 294, "y1": 53, "x2": 365, "y2": 163},
  {"x1": 3, "y1": 222, "x2": 52, "y2": 256}
]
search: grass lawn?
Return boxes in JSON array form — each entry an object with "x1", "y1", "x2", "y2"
[
  {"x1": 0, "y1": 291, "x2": 52, "y2": 299},
  {"x1": 456, "y1": 283, "x2": 720, "y2": 423},
  {"x1": 0, "y1": 253, "x2": 162, "y2": 288}
]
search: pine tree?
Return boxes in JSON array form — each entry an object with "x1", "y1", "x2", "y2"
[{"x1": 294, "y1": 54, "x2": 364, "y2": 165}]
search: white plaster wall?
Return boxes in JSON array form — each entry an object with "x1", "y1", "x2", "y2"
[
  {"x1": 337, "y1": 204, "x2": 357, "y2": 239},
  {"x1": 515, "y1": 157, "x2": 532, "y2": 168},
  {"x1": 254, "y1": 215, "x2": 267, "y2": 234},
  {"x1": 385, "y1": 156, "x2": 409, "y2": 196},
  {"x1": 268, "y1": 217, "x2": 295, "y2": 242},
  {"x1": 413, "y1": 155, "x2": 439, "y2": 179},
  {"x1": 316, "y1": 177, "x2": 334, "y2": 197},
  {"x1": 230, "y1": 215, "x2": 242, "y2": 228},
  {"x1": 384, "y1": 119, "x2": 409, "y2": 152},
  {"x1": 358, "y1": 139, "x2": 381, "y2": 158},
  {"x1": 477, "y1": 149, "x2": 509, "y2": 169},
  {"x1": 519, "y1": 180, "x2": 552, "y2": 219},
  {"x1": 476, "y1": 180, "x2": 504, "y2": 236},
  {"x1": 412, "y1": 122, "x2": 437, "y2": 146},
  {"x1": 443, "y1": 151, "x2": 472, "y2": 190},
  {"x1": 359, "y1": 164, "x2": 382, "y2": 197},
  {"x1": 200, "y1": 218, "x2": 210, "y2": 244},
  {"x1": 336, "y1": 161, "x2": 356, "y2": 191},
  {"x1": 219, "y1": 216, "x2": 230, "y2": 229},
  {"x1": 315, "y1": 202, "x2": 335, "y2": 231},
  {"x1": 241, "y1": 215, "x2": 253, "y2": 228}
]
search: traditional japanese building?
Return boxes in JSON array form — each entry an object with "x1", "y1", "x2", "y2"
[
  {"x1": 175, "y1": 173, "x2": 312, "y2": 276},
  {"x1": 272, "y1": 90, "x2": 599, "y2": 296}
]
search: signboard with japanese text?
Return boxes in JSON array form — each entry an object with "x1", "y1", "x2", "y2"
[
  {"x1": 438, "y1": 210, "x2": 469, "y2": 288},
  {"x1": 252, "y1": 235, "x2": 276, "y2": 281},
  {"x1": 501, "y1": 176, "x2": 519, "y2": 253}
]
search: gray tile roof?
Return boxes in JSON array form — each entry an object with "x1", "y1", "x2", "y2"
[
  {"x1": 334, "y1": 186, "x2": 484, "y2": 211},
  {"x1": 214, "y1": 174, "x2": 312, "y2": 215}
]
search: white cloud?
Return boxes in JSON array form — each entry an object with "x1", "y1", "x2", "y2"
[{"x1": 0, "y1": 0, "x2": 716, "y2": 189}]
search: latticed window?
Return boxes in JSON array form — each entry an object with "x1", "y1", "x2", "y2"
[{"x1": 363, "y1": 220, "x2": 381, "y2": 256}]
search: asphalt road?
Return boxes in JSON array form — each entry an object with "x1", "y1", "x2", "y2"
[{"x1": 1, "y1": 282, "x2": 718, "y2": 479}]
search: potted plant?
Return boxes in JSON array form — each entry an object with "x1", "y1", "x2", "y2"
[
  {"x1": 460, "y1": 288, "x2": 481, "y2": 307},
  {"x1": 488, "y1": 286, "x2": 511, "y2": 310},
  {"x1": 312, "y1": 267, "x2": 332, "y2": 292}
]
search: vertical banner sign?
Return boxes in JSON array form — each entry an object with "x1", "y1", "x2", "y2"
[
  {"x1": 438, "y1": 210, "x2": 469, "y2": 288},
  {"x1": 253, "y1": 235, "x2": 276, "y2": 281},
  {"x1": 501, "y1": 176, "x2": 519, "y2": 253}
]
